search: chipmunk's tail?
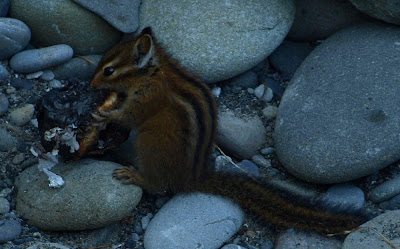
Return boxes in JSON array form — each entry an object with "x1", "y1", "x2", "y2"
[{"x1": 193, "y1": 171, "x2": 367, "y2": 235}]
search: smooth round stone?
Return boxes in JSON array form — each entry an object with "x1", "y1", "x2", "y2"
[
  {"x1": 0, "y1": 197, "x2": 10, "y2": 214},
  {"x1": 139, "y1": 0, "x2": 295, "y2": 83},
  {"x1": 52, "y1": 54, "x2": 101, "y2": 81},
  {"x1": 343, "y1": 210, "x2": 400, "y2": 249},
  {"x1": 27, "y1": 243, "x2": 70, "y2": 249},
  {"x1": 15, "y1": 159, "x2": 142, "y2": 231},
  {"x1": 9, "y1": 0, "x2": 120, "y2": 55},
  {"x1": 73, "y1": 0, "x2": 141, "y2": 33},
  {"x1": 217, "y1": 110, "x2": 266, "y2": 159},
  {"x1": 274, "y1": 23, "x2": 400, "y2": 183},
  {"x1": 144, "y1": 193, "x2": 244, "y2": 249},
  {"x1": 349, "y1": 0, "x2": 400, "y2": 25},
  {"x1": 10, "y1": 78, "x2": 33, "y2": 90},
  {"x1": 10, "y1": 104, "x2": 35, "y2": 126},
  {"x1": 0, "y1": 128, "x2": 18, "y2": 152},
  {"x1": 0, "y1": 219, "x2": 22, "y2": 243},
  {"x1": 0, "y1": 64, "x2": 10, "y2": 80},
  {"x1": 0, "y1": 18, "x2": 31, "y2": 60},
  {"x1": 369, "y1": 175, "x2": 400, "y2": 203},
  {"x1": 322, "y1": 184, "x2": 365, "y2": 210},
  {"x1": 275, "y1": 229, "x2": 342, "y2": 249},
  {"x1": 10, "y1": 44, "x2": 73, "y2": 73},
  {"x1": 0, "y1": 92, "x2": 9, "y2": 116}
]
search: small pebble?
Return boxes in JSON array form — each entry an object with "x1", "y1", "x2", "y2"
[
  {"x1": 40, "y1": 70, "x2": 55, "y2": 81},
  {"x1": 49, "y1": 79, "x2": 63, "y2": 88},
  {"x1": 12, "y1": 153, "x2": 25, "y2": 164},
  {"x1": 369, "y1": 175, "x2": 400, "y2": 203},
  {"x1": 141, "y1": 213, "x2": 153, "y2": 230},
  {"x1": 254, "y1": 84, "x2": 273, "y2": 102},
  {"x1": 10, "y1": 104, "x2": 35, "y2": 126},
  {"x1": 0, "y1": 65, "x2": 10, "y2": 80},
  {"x1": 10, "y1": 78, "x2": 33, "y2": 90},
  {"x1": 247, "y1": 88, "x2": 255, "y2": 94},
  {"x1": 262, "y1": 105, "x2": 278, "y2": 118},
  {"x1": 221, "y1": 244, "x2": 247, "y2": 249},
  {"x1": 0, "y1": 128, "x2": 18, "y2": 152},
  {"x1": 251, "y1": 154, "x2": 272, "y2": 168},
  {"x1": 0, "y1": 219, "x2": 22, "y2": 243},
  {"x1": 0, "y1": 197, "x2": 10, "y2": 214},
  {"x1": 6, "y1": 86, "x2": 16, "y2": 94},
  {"x1": 322, "y1": 184, "x2": 365, "y2": 211},
  {"x1": 0, "y1": 92, "x2": 9, "y2": 116},
  {"x1": 260, "y1": 147, "x2": 275, "y2": 155},
  {"x1": 25, "y1": 71, "x2": 43, "y2": 79}
]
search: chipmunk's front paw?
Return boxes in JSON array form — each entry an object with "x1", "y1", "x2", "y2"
[{"x1": 91, "y1": 110, "x2": 115, "y2": 130}]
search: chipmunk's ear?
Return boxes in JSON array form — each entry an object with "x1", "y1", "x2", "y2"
[{"x1": 134, "y1": 28, "x2": 154, "y2": 68}]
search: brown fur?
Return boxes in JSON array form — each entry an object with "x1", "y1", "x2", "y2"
[{"x1": 90, "y1": 27, "x2": 365, "y2": 234}]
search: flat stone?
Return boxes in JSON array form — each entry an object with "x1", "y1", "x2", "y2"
[
  {"x1": 0, "y1": 17, "x2": 31, "y2": 60},
  {"x1": 0, "y1": 219, "x2": 22, "y2": 243},
  {"x1": 73, "y1": 0, "x2": 141, "y2": 33},
  {"x1": 349, "y1": 0, "x2": 400, "y2": 25},
  {"x1": 274, "y1": 23, "x2": 400, "y2": 183},
  {"x1": 10, "y1": 44, "x2": 73, "y2": 73},
  {"x1": 144, "y1": 193, "x2": 244, "y2": 249},
  {"x1": 139, "y1": 0, "x2": 295, "y2": 83},
  {"x1": 9, "y1": 0, "x2": 120, "y2": 55},
  {"x1": 15, "y1": 159, "x2": 142, "y2": 231}
]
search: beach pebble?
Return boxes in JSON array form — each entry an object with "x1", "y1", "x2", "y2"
[
  {"x1": 11, "y1": 78, "x2": 33, "y2": 90},
  {"x1": 0, "y1": 197, "x2": 10, "y2": 214},
  {"x1": 322, "y1": 184, "x2": 365, "y2": 211},
  {"x1": 217, "y1": 110, "x2": 266, "y2": 159},
  {"x1": 52, "y1": 54, "x2": 101, "y2": 81},
  {"x1": 27, "y1": 243, "x2": 71, "y2": 249},
  {"x1": 25, "y1": 71, "x2": 43, "y2": 79},
  {"x1": 0, "y1": 92, "x2": 9, "y2": 116},
  {"x1": 73, "y1": 0, "x2": 141, "y2": 33},
  {"x1": 0, "y1": 64, "x2": 10, "y2": 81},
  {"x1": 0, "y1": 18, "x2": 31, "y2": 60},
  {"x1": 252, "y1": 155, "x2": 271, "y2": 168},
  {"x1": 262, "y1": 105, "x2": 278, "y2": 118},
  {"x1": 15, "y1": 159, "x2": 142, "y2": 231},
  {"x1": 275, "y1": 229, "x2": 342, "y2": 249},
  {"x1": 254, "y1": 84, "x2": 273, "y2": 102},
  {"x1": 369, "y1": 175, "x2": 400, "y2": 203},
  {"x1": 0, "y1": 128, "x2": 18, "y2": 152},
  {"x1": 40, "y1": 70, "x2": 55, "y2": 81},
  {"x1": 48, "y1": 79, "x2": 63, "y2": 88},
  {"x1": 144, "y1": 193, "x2": 244, "y2": 249},
  {"x1": 10, "y1": 104, "x2": 35, "y2": 126},
  {"x1": 0, "y1": 0, "x2": 10, "y2": 17},
  {"x1": 349, "y1": 0, "x2": 400, "y2": 25},
  {"x1": 0, "y1": 219, "x2": 22, "y2": 243},
  {"x1": 10, "y1": 44, "x2": 73, "y2": 73}
]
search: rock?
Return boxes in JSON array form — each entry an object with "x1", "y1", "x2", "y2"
[
  {"x1": 275, "y1": 229, "x2": 342, "y2": 249},
  {"x1": 48, "y1": 79, "x2": 63, "y2": 88},
  {"x1": 369, "y1": 175, "x2": 400, "y2": 203},
  {"x1": 15, "y1": 159, "x2": 142, "y2": 231},
  {"x1": 10, "y1": 104, "x2": 35, "y2": 126},
  {"x1": 262, "y1": 105, "x2": 278, "y2": 118},
  {"x1": 343, "y1": 210, "x2": 400, "y2": 249},
  {"x1": 215, "y1": 156, "x2": 260, "y2": 178},
  {"x1": 254, "y1": 84, "x2": 274, "y2": 102},
  {"x1": 222, "y1": 245, "x2": 247, "y2": 249},
  {"x1": 40, "y1": 70, "x2": 55, "y2": 81},
  {"x1": 10, "y1": 44, "x2": 74, "y2": 73},
  {"x1": 73, "y1": 0, "x2": 141, "y2": 33},
  {"x1": 144, "y1": 193, "x2": 244, "y2": 249},
  {"x1": 217, "y1": 110, "x2": 266, "y2": 159},
  {"x1": 0, "y1": 18, "x2": 31, "y2": 60},
  {"x1": 0, "y1": 219, "x2": 22, "y2": 243},
  {"x1": 11, "y1": 78, "x2": 33, "y2": 90},
  {"x1": 0, "y1": 64, "x2": 10, "y2": 81},
  {"x1": 0, "y1": 0, "x2": 10, "y2": 17},
  {"x1": 226, "y1": 70, "x2": 259, "y2": 89},
  {"x1": 288, "y1": 0, "x2": 370, "y2": 41},
  {"x1": 0, "y1": 197, "x2": 10, "y2": 214},
  {"x1": 52, "y1": 54, "x2": 102, "y2": 81},
  {"x1": 322, "y1": 184, "x2": 365, "y2": 211},
  {"x1": 25, "y1": 71, "x2": 44, "y2": 80},
  {"x1": 269, "y1": 40, "x2": 314, "y2": 81},
  {"x1": 274, "y1": 23, "x2": 400, "y2": 183},
  {"x1": 0, "y1": 128, "x2": 18, "y2": 152},
  {"x1": 27, "y1": 243, "x2": 71, "y2": 249},
  {"x1": 261, "y1": 147, "x2": 275, "y2": 155},
  {"x1": 379, "y1": 194, "x2": 400, "y2": 210},
  {"x1": 252, "y1": 155, "x2": 271, "y2": 168},
  {"x1": 9, "y1": 0, "x2": 120, "y2": 55},
  {"x1": 139, "y1": 0, "x2": 295, "y2": 83},
  {"x1": 349, "y1": 0, "x2": 400, "y2": 25},
  {"x1": 0, "y1": 92, "x2": 9, "y2": 116}
]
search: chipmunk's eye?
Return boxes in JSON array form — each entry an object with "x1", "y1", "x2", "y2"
[{"x1": 103, "y1": 67, "x2": 115, "y2": 76}]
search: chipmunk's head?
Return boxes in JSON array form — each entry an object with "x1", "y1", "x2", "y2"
[{"x1": 90, "y1": 27, "x2": 159, "y2": 92}]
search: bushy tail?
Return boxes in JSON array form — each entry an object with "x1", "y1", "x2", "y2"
[{"x1": 193, "y1": 171, "x2": 366, "y2": 235}]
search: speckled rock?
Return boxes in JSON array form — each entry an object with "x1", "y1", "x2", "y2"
[
  {"x1": 0, "y1": 219, "x2": 22, "y2": 243},
  {"x1": 0, "y1": 197, "x2": 10, "y2": 214},
  {"x1": 369, "y1": 175, "x2": 400, "y2": 203},
  {"x1": 343, "y1": 210, "x2": 400, "y2": 249},
  {"x1": 139, "y1": 0, "x2": 295, "y2": 83},
  {"x1": 10, "y1": 104, "x2": 35, "y2": 126},
  {"x1": 275, "y1": 229, "x2": 342, "y2": 249},
  {"x1": 274, "y1": 23, "x2": 400, "y2": 183},
  {"x1": 0, "y1": 128, "x2": 18, "y2": 152},
  {"x1": 0, "y1": 18, "x2": 31, "y2": 60},
  {"x1": 288, "y1": 0, "x2": 370, "y2": 41},
  {"x1": 73, "y1": 0, "x2": 141, "y2": 33},
  {"x1": 144, "y1": 193, "x2": 244, "y2": 249},
  {"x1": 349, "y1": 0, "x2": 400, "y2": 25},
  {"x1": 53, "y1": 54, "x2": 102, "y2": 81},
  {"x1": 10, "y1": 44, "x2": 73, "y2": 73},
  {"x1": 217, "y1": 110, "x2": 266, "y2": 159},
  {"x1": 9, "y1": 0, "x2": 121, "y2": 55},
  {"x1": 15, "y1": 159, "x2": 142, "y2": 231},
  {"x1": 0, "y1": 65, "x2": 9, "y2": 81}
]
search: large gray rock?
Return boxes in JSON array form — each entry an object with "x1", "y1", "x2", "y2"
[
  {"x1": 0, "y1": 18, "x2": 31, "y2": 60},
  {"x1": 274, "y1": 23, "x2": 400, "y2": 184},
  {"x1": 139, "y1": 0, "x2": 295, "y2": 83},
  {"x1": 349, "y1": 0, "x2": 400, "y2": 25},
  {"x1": 343, "y1": 210, "x2": 400, "y2": 249},
  {"x1": 10, "y1": 44, "x2": 73, "y2": 73},
  {"x1": 144, "y1": 193, "x2": 244, "y2": 249},
  {"x1": 15, "y1": 159, "x2": 142, "y2": 231},
  {"x1": 9, "y1": 0, "x2": 120, "y2": 55},
  {"x1": 217, "y1": 110, "x2": 266, "y2": 159},
  {"x1": 288, "y1": 0, "x2": 369, "y2": 41},
  {"x1": 73, "y1": 0, "x2": 141, "y2": 33},
  {"x1": 53, "y1": 54, "x2": 102, "y2": 81}
]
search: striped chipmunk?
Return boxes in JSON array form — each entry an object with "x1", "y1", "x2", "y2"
[{"x1": 89, "y1": 27, "x2": 366, "y2": 235}]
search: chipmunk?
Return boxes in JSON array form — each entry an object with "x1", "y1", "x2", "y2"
[{"x1": 89, "y1": 27, "x2": 366, "y2": 234}]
